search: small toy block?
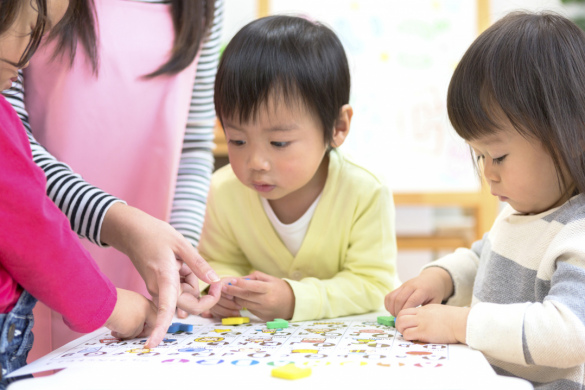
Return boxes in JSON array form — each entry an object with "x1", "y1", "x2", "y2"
[
  {"x1": 271, "y1": 364, "x2": 311, "y2": 380},
  {"x1": 128, "y1": 348, "x2": 152, "y2": 354},
  {"x1": 377, "y1": 316, "x2": 395, "y2": 327},
  {"x1": 222, "y1": 317, "x2": 250, "y2": 325},
  {"x1": 167, "y1": 323, "x2": 181, "y2": 333},
  {"x1": 267, "y1": 319, "x2": 289, "y2": 329},
  {"x1": 178, "y1": 324, "x2": 193, "y2": 332}
]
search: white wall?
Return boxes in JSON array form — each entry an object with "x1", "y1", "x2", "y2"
[
  {"x1": 222, "y1": 0, "x2": 257, "y2": 44},
  {"x1": 491, "y1": 0, "x2": 564, "y2": 20},
  {"x1": 221, "y1": 0, "x2": 571, "y2": 45}
]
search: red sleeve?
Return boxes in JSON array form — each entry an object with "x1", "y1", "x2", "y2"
[{"x1": 0, "y1": 96, "x2": 116, "y2": 332}]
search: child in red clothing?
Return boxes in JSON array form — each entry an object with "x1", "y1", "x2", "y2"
[{"x1": 0, "y1": 0, "x2": 157, "y2": 385}]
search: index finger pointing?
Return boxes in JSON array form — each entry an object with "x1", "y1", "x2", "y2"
[{"x1": 145, "y1": 272, "x2": 178, "y2": 348}]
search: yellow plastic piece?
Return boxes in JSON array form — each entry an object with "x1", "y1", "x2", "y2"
[
  {"x1": 222, "y1": 317, "x2": 250, "y2": 325},
  {"x1": 271, "y1": 364, "x2": 312, "y2": 380},
  {"x1": 291, "y1": 349, "x2": 318, "y2": 354},
  {"x1": 126, "y1": 348, "x2": 151, "y2": 354}
]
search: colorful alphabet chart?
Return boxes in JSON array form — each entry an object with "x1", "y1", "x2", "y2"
[{"x1": 12, "y1": 313, "x2": 493, "y2": 379}]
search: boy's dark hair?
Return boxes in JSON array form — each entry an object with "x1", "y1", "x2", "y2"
[
  {"x1": 447, "y1": 11, "x2": 585, "y2": 195},
  {"x1": 49, "y1": 0, "x2": 215, "y2": 76},
  {"x1": 214, "y1": 15, "x2": 350, "y2": 147},
  {"x1": 0, "y1": 0, "x2": 48, "y2": 68}
]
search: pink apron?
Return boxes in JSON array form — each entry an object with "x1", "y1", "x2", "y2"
[{"x1": 24, "y1": 0, "x2": 198, "y2": 362}]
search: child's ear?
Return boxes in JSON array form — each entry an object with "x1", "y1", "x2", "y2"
[{"x1": 331, "y1": 104, "x2": 353, "y2": 148}]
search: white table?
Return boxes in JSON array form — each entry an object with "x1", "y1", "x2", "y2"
[{"x1": 8, "y1": 311, "x2": 533, "y2": 390}]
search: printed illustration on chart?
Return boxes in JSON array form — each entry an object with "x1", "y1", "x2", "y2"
[{"x1": 22, "y1": 319, "x2": 451, "y2": 373}]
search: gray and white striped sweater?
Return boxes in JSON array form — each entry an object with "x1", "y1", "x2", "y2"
[{"x1": 429, "y1": 194, "x2": 585, "y2": 389}]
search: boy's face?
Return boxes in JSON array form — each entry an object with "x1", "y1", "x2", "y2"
[
  {"x1": 223, "y1": 98, "x2": 329, "y2": 215},
  {"x1": 0, "y1": 0, "x2": 68, "y2": 90},
  {"x1": 467, "y1": 125, "x2": 570, "y2": 214}
]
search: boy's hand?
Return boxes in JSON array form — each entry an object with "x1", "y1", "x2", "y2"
[
  {"x1": 385, "y1": 267, "x2": 454, "y2": 316},
  {"x1": 105, "y1": 288, "x2": 157, "y2": 344},
  {"x1": 221, "y1": 271, "x2": 295, "y2": 321},
  {"x1": 396, "y1": 304, "x2": 470, "y2": 344}
]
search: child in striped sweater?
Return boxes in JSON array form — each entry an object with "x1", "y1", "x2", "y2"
[{"x1": 385, "y1": 11, "x2": 585, "y2": 389}]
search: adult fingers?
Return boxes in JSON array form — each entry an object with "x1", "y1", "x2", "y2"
[
  {"x1": 203, "y1": 291, "x2": 241, "y2": 312},
  {"x1": 207, "y1": 281, "x2": 222, "y2": 302},
  {"x1": 176, "y1": 282, "x2": 221, "y2": 315},
  {"x1": 175, "y1": 271, "x2": 201, "y2": 315},
  {"x1": 180, "y1": 282, "x2": 198, "y2": 296},
  {"x1": 174, "y1": 240, "x2": 219, "y2": 285},
  {"x1": 143, "y1": 300, "x2": 164, "y2": 348},
  {"x1": 182, "y1": 268, "x2": 200, "y2": 297},
  {"x1": 136, "y1": 316, "x2": 157, "y2": 341},
  {"x1": 146, "y1": 271, "x2": 179, "y2": 348}
]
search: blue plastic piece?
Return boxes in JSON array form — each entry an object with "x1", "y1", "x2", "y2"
[
  {"x1": 167, "y1": 323, "x2": 181, "y2": 333},
  {"x1": 178, "y1": 323, "x2": 193, "y2": 332}
]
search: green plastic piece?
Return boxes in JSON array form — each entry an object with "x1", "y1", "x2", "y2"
[
  {"x1": 267, "y1": 318, "x2": 289, "y2": 329},
  {"x1": 377, "y1": 315, "x2": 395, "y2": 327}
]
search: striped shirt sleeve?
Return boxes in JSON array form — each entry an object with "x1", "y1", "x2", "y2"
[
  {"x1": 1, "y1": 0, "x2": 223, "y2": 248},
  {"x1": 2, "y1": 77, "x2": 123, "y2": 247},
  {"x1": 170, "y1": 0, "x2": 223, "y2": 247}
]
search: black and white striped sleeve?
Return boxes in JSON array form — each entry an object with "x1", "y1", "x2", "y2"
[
  {"x1": 169, "y1": 0, "x2": 224, "y2": 247},
  {"x1": 2, "y1": 76, "x2": 123, "y2": 247}
]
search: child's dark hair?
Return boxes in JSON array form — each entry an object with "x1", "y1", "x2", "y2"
[
  {"x1": 0, "y1": 0, "x2": 48, "y2": 68},
  {"x1": 447, "y1": 11, "x2": 585, "y2": 195},
  {"x1": 214, "y1": 15, "x2": 350, "y2": 147},
  {"x1": 0, "y1": 0, "x2": 98, "y2": 71}
]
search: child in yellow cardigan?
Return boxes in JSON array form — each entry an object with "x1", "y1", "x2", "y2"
[{"x1": 198, "y1": 15, "x2": 399, "y2": 322}]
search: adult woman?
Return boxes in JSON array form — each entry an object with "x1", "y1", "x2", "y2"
[{"x1": 3, "y1": 0, "x2": 224, "y2": 361}]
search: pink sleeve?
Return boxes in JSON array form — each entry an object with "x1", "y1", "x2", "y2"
[{"x1": 0, "y1": 97, "x2": 117, "y2": 333}]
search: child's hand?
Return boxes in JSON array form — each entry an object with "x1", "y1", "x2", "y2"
[
  {"x1": 200, "y1": 277, "x2": 244, "y2": 319},
  {"x1": 396, "y1": 304, "x2": 470, "y2": 344},
  {"x1": 105, "y1": 288, "x2": 157, "y2": 345},
  {"x1": 385, "y1": 267, "x2": 454, "y2": 316},
  {"x1": 221, "y1": 271, "x2": 295, "y2": 321}
]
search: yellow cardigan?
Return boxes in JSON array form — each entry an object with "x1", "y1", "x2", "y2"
[{"x1": 198, "y1": 149, "x2": 399, "y2": 321}]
